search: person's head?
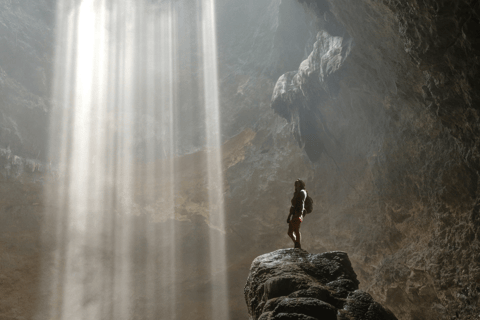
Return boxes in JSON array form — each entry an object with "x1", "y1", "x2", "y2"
[{"x1": 294, "y1": 179, "x2": 306, "y2": 191}]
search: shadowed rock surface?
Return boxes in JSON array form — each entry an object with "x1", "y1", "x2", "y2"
[
  {"x1": 245, "y1": 249, "x2": 397, "y2": 320},
  {"x1": 266, "y1": 1, "x2": 480, "y2": 319}
]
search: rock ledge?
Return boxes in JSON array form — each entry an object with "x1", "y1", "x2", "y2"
[{"x1": 245, "y1": 249, "x2": 397, "y2": 320}]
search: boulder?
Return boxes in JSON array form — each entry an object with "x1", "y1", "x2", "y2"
[{"x1": 245, "y1": 249, "x2": 397, "y2": 320}]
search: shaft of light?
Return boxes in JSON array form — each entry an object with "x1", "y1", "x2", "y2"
[
  {"x1": 202, "y1": 0, "x2": 230, "y2": 319},
  {"x1": 43, "y1": 0, "x2": 228, "y2": 319}
]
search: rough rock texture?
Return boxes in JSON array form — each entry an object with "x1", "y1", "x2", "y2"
[
  {"x1": 266, "y1": 1, "x2": 480, "y2": 319},
  {"x1": 0, "y1": 0, "x2": 54, "y2": 160},
  {"x1": 0, "y1": 1, "x2": 54, "y2": 319},
  {"x1": 245, "y1": 249, "x2": 397, "y2": 320}
]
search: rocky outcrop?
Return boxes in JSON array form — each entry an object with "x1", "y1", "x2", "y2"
[{"x1": 245, "y1": 249, "x2": 397, "y2": 320}]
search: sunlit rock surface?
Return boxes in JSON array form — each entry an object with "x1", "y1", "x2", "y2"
[{"x1": 244, "y1": 249, "x2": 397, "y2": 320}]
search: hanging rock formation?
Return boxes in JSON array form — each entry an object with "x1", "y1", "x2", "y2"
[{"x1": 245, "y1": 249, "x2": 397, "y2": 320}]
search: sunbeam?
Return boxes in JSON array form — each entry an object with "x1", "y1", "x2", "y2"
[
  {"x1": 201, "y1": 0, "x2": 230, "y2": 319},
  {"x1": 43, "y1": 0, "x2": 229, "y2": 319}
]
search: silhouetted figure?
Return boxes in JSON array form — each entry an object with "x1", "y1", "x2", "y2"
[{"x1": 287, "y1": 179, "x2": 307, "y2": 249}]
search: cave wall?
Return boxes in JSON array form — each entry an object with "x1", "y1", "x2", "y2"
[
  {"x1": 263, "y1": 1, "x2": 480, "y2": 319},
  {"x1": 0, "y1": 0, "x2": 479, "y2": 320},
  {"x1": 0, "y1": 0, "x2": 54, "y2": 160},
  {"x1": 0, "y1": 1, "x2": 55, "y2": 318}
]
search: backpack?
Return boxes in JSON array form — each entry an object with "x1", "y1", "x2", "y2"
[{"x1": 305, "y1": 192, "x2": 314, "y2": 214}]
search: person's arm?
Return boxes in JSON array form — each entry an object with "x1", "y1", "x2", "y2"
[
  {"x1": 301, "y1": 190, "x2": 306, "y2": 212},
  {"x1": 294, "y1": 190, "x2": 306, "y2": 213}
]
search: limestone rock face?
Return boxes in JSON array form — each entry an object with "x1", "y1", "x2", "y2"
[
  {"x1": 0, "y1": 0, "x2": 54, "y2": 160},
  {"x1": 245, "y1": 249, "x2": 397, "y2": 320},
  {"x1": 271, "y1": 29, "x2": 353, "y2": 161},
  {"x1": 264, "y1": 1, "x2": 480, "y2": 319}
]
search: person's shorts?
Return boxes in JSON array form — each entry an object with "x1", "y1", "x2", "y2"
[{"x1": 289, "y1": 217, "x2": 302, "y2": 229}]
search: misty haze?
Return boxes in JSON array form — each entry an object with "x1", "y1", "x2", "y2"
[{"x1": 0, "y1": 0, "x2": 479, "y2": 319}]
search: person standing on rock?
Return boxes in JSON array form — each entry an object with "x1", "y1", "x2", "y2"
[{"x1": 287, "y1": 179, "x2": 307, "y2": 249}]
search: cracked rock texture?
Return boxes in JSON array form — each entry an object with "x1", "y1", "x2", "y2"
[
  {"x1": 266, "y1": 1, "x2": 480, "y2": 319},
  {"x1": 244, "y1": 249, "x2": 397, "y2": 320}
]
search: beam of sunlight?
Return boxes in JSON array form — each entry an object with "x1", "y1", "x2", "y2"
[
  {"x1": 144, "y1": 5, "x2": 158, "y2": 320},
  {"x1": 201, "y1": 0, "x2": 230, "y2": 319},
  {"x1": 46, "y1": 1, "x2": 136, "y2": 319},
  {"x1": 157, "y1": 3, "x2": 177, "y2": 319},
  {"x1": 43, "y1": 0, "x2": 228, "y2": 319}
]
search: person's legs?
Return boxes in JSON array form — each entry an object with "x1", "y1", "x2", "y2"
[
  {"x1": 293, "y1": 222, "x2": 301, "y2": 249},
  {"x1": 287, "y1": 221, "x2": 296, "y2": 243},
  {"x1": 288, "y1": 219, "x2": 302, "y2": 248}
]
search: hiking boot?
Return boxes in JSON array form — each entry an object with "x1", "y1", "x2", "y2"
[{"x1": 294, "y1": 242, "x2": 299, "y2": 249}]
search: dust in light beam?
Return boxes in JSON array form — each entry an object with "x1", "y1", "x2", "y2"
[{"x1": 43, "y1": 0, "x2": 229, "y2": 319}]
